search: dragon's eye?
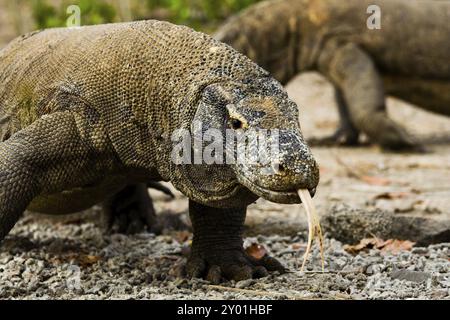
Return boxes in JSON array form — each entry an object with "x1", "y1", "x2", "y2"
[{"x1": 231, "y1": 118, "x2": 243, "y2": 130}]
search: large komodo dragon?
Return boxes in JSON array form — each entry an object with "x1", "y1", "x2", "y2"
[
  {"x1": 216, "y1": 0, "x2": 450, "y2": 151},
  {"x1": 0, "y1": 21, "x2": 319, "y2": 282}
]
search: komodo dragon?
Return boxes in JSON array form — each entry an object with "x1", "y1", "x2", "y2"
[
  {"x1": 0, "y1": 21, "x2": 319, "y2": 282},
  {"x1": 215, "y1": 0, "x2": 450, "y2": 151}
]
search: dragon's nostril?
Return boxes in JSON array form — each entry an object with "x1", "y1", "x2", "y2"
[
  {"x1": 231, "y1": 118, "x2": 243, "y2": 130},
  {"x1": 272, "y1": 161, "x2": 287, "y2": 175}
]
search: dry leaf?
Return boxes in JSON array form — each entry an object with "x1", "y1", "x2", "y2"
[
  {"x1": 373, "y1": 192, "x2": 411, "y2": 200},
  {"x1": 379, "y1": 239, "x2": 415, "y2": 254},
  {"x1": 77, "y1": 254, "x2": 101, "y2": 266},
  {"x1": 292, "y1": 243, "x2": 306, "y2": 250},
  {"x1": 173, "y1": 230, "x2": 191, "y2": 244},
  {"x1": 344, "y1": 238, "x2": 384, "y2": 254},
  {"x1": 245, "y1": 243, "x2": 267, "y2": 260},
  {"x1": 344, "y1": 237, "x2": 415, "y2": 255},
  {"x1": 361, "y1": 176, "x2": 391, "y2": 186},
  {"x1": 333, "y1": 154, "x2": 392, "y2": 186}
]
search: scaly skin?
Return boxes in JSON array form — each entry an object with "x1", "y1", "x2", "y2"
[
  {"x1": 215, "y1": 0, "x2": 450, "y2": 151},
  {"x1": 0, "y1": 21, "x2": 319, "y2": 282}
]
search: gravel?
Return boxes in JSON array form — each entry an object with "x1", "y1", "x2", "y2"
[
  {"x1": 0, "y1": 66, "x2": 449, "y2": 301},
  {"x1": 0, "y1": 215, "x2": 448, "y2": 300}
]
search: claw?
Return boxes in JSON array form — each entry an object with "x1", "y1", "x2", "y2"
[
  {"x1": 224, "y1": 265, "x2": 253, "y2": 282},
  {"x1": 308, "y1": 126, "x2": 360, "y2": 147},
  {"x1": 186, "y1": 257, "x2": 206, "y2": 279},
  {"x1": 206, "y1": 265, "x2": 222, "y2": 284},
  {"x1": 259, "y1": 255, "x2": 286, "y2": 273},
  {"x1": 253, "y1": 266, "x2": 269, "y2": 278},
  {"x1": 185, "y1": 250, "x2": 285, "y2": 283},
  {"x1": 147, "y1": 182, "x2": 175, "y2": 198}
]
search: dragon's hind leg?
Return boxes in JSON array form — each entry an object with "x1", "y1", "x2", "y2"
[
  {"x1": 318, "y1": 41, "x2": 424, "y2": 152},
  {"x1": 103, "y1": 184, "x2": 157, "y2": 234},
  {"x1": 102, "y1": 183, "x2": 184, "y2": 235},
  {"x1": 308, "y1": 87, "x2": 360, "y2": 147}
]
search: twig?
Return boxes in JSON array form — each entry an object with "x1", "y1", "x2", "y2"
[
  {"x1": 332, "y1": 151, "x2": 393, "y2": 186},
  {"x1": 332, "y1": 152, "x2": 365, "y2": 180}
]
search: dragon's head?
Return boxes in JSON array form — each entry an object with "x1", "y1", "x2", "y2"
[{"x1": 170, "y1": 77, "x2": 319, "y2": 207}]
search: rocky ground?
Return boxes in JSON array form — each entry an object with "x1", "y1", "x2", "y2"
[
  {"x1": 0, "y1": 74, "x2": 449, "y2": 300},
  {"x1": 1, "y1": 218, "x2": 448, "y2": 300},
  {"x1": 0, "y1": 6, "x2": 449, "y2": 300}
]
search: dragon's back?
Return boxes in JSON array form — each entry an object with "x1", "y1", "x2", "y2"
[
  {"x1": 0, "y1": 22, "x2": 171, "y2": 139},
  {"x1": 0, "y1": 23, "x2": 149, "y2": 140},
  {"x1": 0, "y1": 20, "x2": 260, "y2": 142}
]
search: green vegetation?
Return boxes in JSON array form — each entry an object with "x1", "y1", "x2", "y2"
[
  {"x1": 150, "y1": 0, "x2": 261, "y2": 30},
  {"x1": 32, "y1": 0, "x2": 117, "y2": 29},
  {"x1": 32, "y1": 0, "x2": 58, "y2": 28},
  {"x1": 31, "y1": 0, "x2": 262, "y2": 31}
]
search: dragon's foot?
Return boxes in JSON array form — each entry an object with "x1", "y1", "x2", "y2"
[
  {"x1": 185, "y1": 201, "x2": 285, "y2": 283},
  {"x1": 105, "y1": 206, "x2": 153, "y2": 235},
  {"x1": 186, "y1": 249, "x2": 285, "y2": 284},
  {"x1": 104, "y1": 184, "x2": 187, "y2": 235},
  {"x1": 308, "y1": 126, "x2": 360, "y2": 147},
  {"x1": 308, "y1": 123, "x2": 426, "y2": 153}
]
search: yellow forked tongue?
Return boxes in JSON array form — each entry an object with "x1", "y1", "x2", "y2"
[{"x1": 297, "y1": 189, "x2": 325, "y2": 272}]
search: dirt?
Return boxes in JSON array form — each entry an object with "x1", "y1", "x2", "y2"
[
  {"x1": 0, "y1": 73, "x2": 448, "y2": 300},
  {"x1": 0, "y1": 11, "x2": 449, "y2": 300},
  {"x1": 1, "y1": 218, "x2": 449, "y2": 300}
]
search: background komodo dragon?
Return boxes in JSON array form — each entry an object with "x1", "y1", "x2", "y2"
[
  {"x1": 215, "y1": 0, "x2": 450, "y2": 151},
  {"x1": 0, "y1": 20, "x2": 319, "y2": 282}
]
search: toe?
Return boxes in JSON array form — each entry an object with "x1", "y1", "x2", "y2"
[
  {"x1": 223, "y1": 265, "x2": 253, "y2": 282},
  {"x1": 206, "y1": 265, "x2": 222, "y2": 284},
  {"x1": 126, "y1": 211, "x2": 145, "y2": 234},
  {"x1": 186, "y1": 257, "x2": 206, "y2": 279},
  {"x1": 253, "y1": 266, "x2": 269, "y2": 278},
  {"x1": 260, "y1": 256, "x2": 286, "y2": 273}
]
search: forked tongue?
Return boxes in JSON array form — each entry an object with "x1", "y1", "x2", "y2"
[{"x1": 297, "y1": 189, "x2": 325, "y2": 272}]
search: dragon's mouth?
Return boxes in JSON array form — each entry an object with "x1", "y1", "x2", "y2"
[{"x1": 238, "y1": 174, "x2": 316, "y2": 204}]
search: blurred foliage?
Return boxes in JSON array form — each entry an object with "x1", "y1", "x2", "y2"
[
  {"x1": 31, "y1": 0, "x2": 262, "y2": 31},
  {"x1": 32, "y1": 0, "x2": 116, "y2": 28},
  {"x1": 141, "y1": 0, "x2": 262, "y2": 28}
]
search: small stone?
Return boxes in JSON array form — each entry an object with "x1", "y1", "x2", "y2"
[
  {"x1": 235, "y1": 279, "x2": 254, "y2": 289},
  {"x1": 366, "y1": 264, "x2": 386, "y2": 275},
  {"x1": 322, "y1": 205, "x2": 450, "y2": 245},
  {"x1": 173, "y1": 278, "x2": 187, "y2": 287},
  {"x1": 390, "y1": 269, "x2": 431, "y2": 283},
  {"x1": 334, "y1": 257, "x2": 347, "y2": 268},
  {"x1": 411, "y1": 247, "x2": 429, "y2": 255}
]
